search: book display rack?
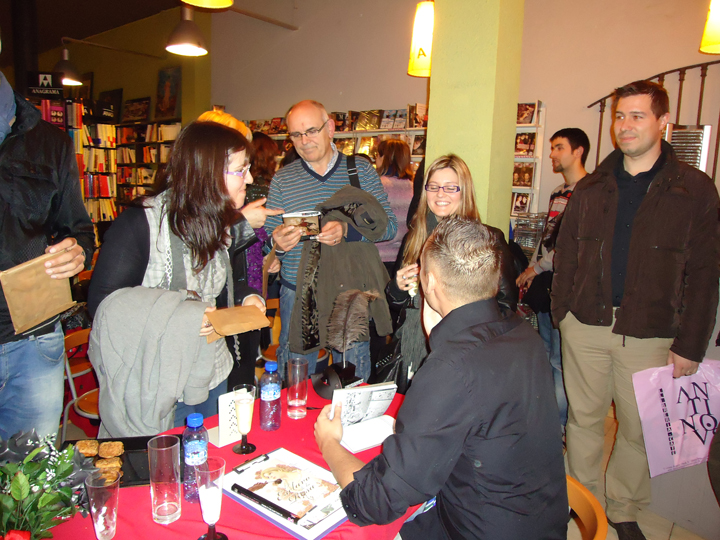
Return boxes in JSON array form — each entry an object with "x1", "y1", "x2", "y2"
[{"x1": 512, "y1": 101, "x2": 545, "y2": 216}]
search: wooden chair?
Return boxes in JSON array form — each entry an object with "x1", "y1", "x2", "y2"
[
  {"x1": 61, "y1": 328, "x2": 99, "y2": 444},
  {"x1": 567, "y1": 475, "x2": 608, "y2": 540}
]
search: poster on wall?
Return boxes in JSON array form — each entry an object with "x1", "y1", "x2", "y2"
[
  {"x1": 122, "y1": 97, "x2": 151, "y2": 123},
  {"x1": 99, "y1": 89, "x2": 123, "y2": 124},
  {"x1": 155, "y1": 66, "x2": 181, "y2": 120}
]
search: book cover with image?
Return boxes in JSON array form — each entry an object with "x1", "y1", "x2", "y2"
[
  {"x1": 516, "y1": 102, "x2": 537, "y2": 124},
  {"x1": 223, "y1": 448, "x2": 346, "y2": 540},
  {"x1": 512, "y1": 162, "x2": 535, "y2": 188},
  {"x1": 514, "y1": 132, "x2": 536, "y2": 157},
  {"x1": 355, "y1": 110, "x2": 382, "y2": 130},
  {"x1": 380, "y1": 110, "x2": 396, "y2": 129}
]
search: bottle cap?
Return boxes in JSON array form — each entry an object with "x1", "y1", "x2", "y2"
[
  {"x1": 187, "y1": 413, "x2": 204, "y2": 428},
  {"x1": 265, "y1": 361, "x2": 278, "y2": 372}
]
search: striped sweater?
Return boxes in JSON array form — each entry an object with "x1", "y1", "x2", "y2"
[{"x1": 264, "y1": 154, "x2": 397, "y2": 285}]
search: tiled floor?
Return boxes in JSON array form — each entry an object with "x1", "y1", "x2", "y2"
[{"x1": 567, "y1": 416, "x2": 709, "y2": 540}]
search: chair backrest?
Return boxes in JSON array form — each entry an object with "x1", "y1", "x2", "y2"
[
  {"x1": 65, "y1": 328, "x2": 91, "y2": 352},
  {"x1": 567, "y1": 475, "x2": 608, "y2": 540}
]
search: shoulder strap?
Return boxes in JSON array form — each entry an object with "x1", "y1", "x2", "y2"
[
  {"x1": 168, "y1": 231, "x2": 187, "y2": 291},
  {"x1": 346, "y1": 155, "x2": 361, "y2": 189}
]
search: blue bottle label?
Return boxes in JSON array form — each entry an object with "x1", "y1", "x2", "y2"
[
  {"x1": 261, "y1": 383, "x2": 281, "y2": 401},
  {"x1": 184, "y1": 439, "x2": 207, "y2": 466}
]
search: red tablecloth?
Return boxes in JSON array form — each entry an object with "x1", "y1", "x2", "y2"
[{"x1": 53, "y1": 385, "x2": 408, "y2": 540}]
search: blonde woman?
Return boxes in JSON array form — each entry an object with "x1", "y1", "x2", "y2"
[{"x1": 384, "y1": 154, "x2": 518, "y2": 387}]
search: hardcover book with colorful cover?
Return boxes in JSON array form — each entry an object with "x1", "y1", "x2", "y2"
[{"x1": 223, "y1": 448, "x2": 347, "y2": 540}]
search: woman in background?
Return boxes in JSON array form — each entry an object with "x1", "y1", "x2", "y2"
[
  {"x1": 375, "y1": 139, "x2": 414, "y2": 274},
  {"x1": 88, "y1": 121, "x2": 268, "y2": 425},
  {"x1": 385, "y1": 154, "x2": 518, "y2": 388}
]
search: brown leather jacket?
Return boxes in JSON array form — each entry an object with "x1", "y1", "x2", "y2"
[{"x1": 551, "y1": 141, "x2": 719, "y2": 362}]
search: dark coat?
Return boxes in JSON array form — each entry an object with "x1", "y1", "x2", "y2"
[
  {"x1": 290, "y1": 186, "x2": 393, "y2": 353},
  {"x1": 0, "y1": 92, "x2": 94, "y2": 341},
  {"x1": 551, "y1": 141, "x2": 720, "y2": 362}
]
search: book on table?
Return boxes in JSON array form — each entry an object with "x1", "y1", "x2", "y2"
[
  {"x1": 329, "y1": 381, "x2": 397, "y2": 453},
  {"x1": 223, "y1": 448, "x2": 347, "y2": 540}
]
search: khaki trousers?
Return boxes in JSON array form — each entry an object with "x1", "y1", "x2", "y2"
[{"x1": 560, "y1": 312, "x2": 673, "y2": 522}]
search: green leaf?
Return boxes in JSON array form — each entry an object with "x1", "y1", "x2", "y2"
[
  {"x1": 10, "y1": 472, "x2": 30, "y2": 501},
  {"x1": 38, "y1": 492, "x2": 60, "y2": 509},
  {"x1": 0, "y1": 492, "x2": 16, "y2": 512},
  {"x1": 23, "y1": 462, "x2": 42, "y2": 476},
  {"x1": 23, "y1": 446, "x2": 44, "y2": 464},
  {"x1": 1, "y1": 463, "x2": 19, "y2": 476},
  {"x1": 54, "y1": 462, "x2": 73, "y2": 481}
]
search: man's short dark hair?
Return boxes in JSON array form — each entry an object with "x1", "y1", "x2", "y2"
[
  {"x1": 550, "y1": 128, "x2": 591, "y2": 166},
  {"x1": 612, "y1": 80, "x2": 669, "y2": 119},
  {"x1": 422, "y1": 216, "x2": 499, "y2": 304}
]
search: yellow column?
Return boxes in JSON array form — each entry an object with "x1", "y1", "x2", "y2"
[{"x1": 426, "y1": 0, "x2": 525, "y2": 232}]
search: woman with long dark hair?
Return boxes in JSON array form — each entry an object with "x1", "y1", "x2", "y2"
[{"x1": 88, "y1": 121, "x2": 271, "y2": 426}]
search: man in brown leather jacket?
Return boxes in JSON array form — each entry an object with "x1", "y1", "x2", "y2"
[{"x1": 552, "y1": 80, "x2": 720, "y2": 540}]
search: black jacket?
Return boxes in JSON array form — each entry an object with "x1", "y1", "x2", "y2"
[
  {"x1": 552, "y1": 141, "x2": 720, "y2": 362},
  {"x1": 341, "y1": 299, "x2": 567, "y2": 539},
  {"x1": 0, "y1": 92, "x2": 94, "y2": 343}
]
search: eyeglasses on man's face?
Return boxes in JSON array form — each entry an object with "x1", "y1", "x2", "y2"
[
  {"x1": 425, "y1": 184, "x2": 461, "y2": 193},
  {"x1": 288, "y1": 119, "x2": 329, "y2": 141},
  {"x1": 225, "y1": 164, "x2": 251, "y2": 179}
]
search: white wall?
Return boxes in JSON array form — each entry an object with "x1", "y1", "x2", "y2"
[
  {"x1": 210, "y1": 0, "x2": 428, "y2": 121},
  {"x1": 519, "y1": 0, "x2": 720, "y2": 210}
]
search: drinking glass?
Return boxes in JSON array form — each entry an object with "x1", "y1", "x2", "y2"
[
  {"x1": 287, "y1": 357, "x2": 309, "y2": 419},
  {"x1": 147, "y1": 435, "x2": 182, "y2": 524},
  {"x1": 232, "y1": 384, "x2": 256, "y2": 454},
  {"x1": 85, "y1": 469, "x2": 120, "y2": 540},
  {"x1": 196, "y1": 457, "x2": 228, "y2": 540}
]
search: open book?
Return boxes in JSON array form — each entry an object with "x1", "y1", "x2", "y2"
[
  {"x1": 223, "y1": 448, "x2": 346, "y2": 540},
  {"x1": 329, "y1": 382, "x2": 397, "y2": 453}
]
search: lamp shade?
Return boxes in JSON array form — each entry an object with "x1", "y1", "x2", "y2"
[
  {"x1": 701, "y1": 0, "x2": 720, "y2": 53},
  {"x1": 408, "y1": 1, "x2": 434, "y2": 77},
  {"x1": 53, "y1": 49, "x2": 82, "y2": 86},
  {"x1": 181, "y1": 0, "x2": 233, "y2": 7},
  {"x1": 166, "y1": 19, "x2": 208, "y2": 56}
]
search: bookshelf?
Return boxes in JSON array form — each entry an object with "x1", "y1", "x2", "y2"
[
  {"x1": 81, "y1": 123, "x2": 117, "y2": 223},
  {"x1": 115, "y1": 119, "x2": 181, "y2": 206},
  {"x1": 512, "y1": 101, "x2": 545, "y2": 216}
]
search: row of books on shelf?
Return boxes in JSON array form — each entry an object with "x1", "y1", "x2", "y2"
[
  {"x1": 245, "y1": 103, "x2": 428, "y2": 136},
  {"x1": 118, "y1": 166, "x2": 156, "y2": 185},
  {"x1": 82, "y1": 173, "x2": 116, "y2": 199},
  {"x1": 334, "y1": 132, "x2": 426, "y2": 157},
  {"x1": 83, "y1": 147, "x2": 117, "y2": 174},
  {"x1": 66, "y1": 101, "x2": 84, "y2": 130},
  {"x1": 84, "y1": 198, "x2": 118, "y2": 223},
  {"x1": 117, "y1": 186, "x2": 150, "y2": 201},
  {"x1": 117, "y1": 146, "x2": 169, "y2": 165},
  {"x1": 118, "y1": 122, "x2": 181, "y2": 145}
]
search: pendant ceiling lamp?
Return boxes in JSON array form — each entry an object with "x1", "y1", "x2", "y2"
[
  {"x1": 408, "y1": 1, "x2": 434, "y2": 77},
  {"x1": 181, "y1": 0, "x2": 233, "y2": 8},
  {"x1": 53, "y1": 48, "x2": 82, "y2": 86},
  {"x1": 701, "y1": 0, "x2": 720, "y2": 53},
  {"x1": 166, "y1": 6, "x2": 209, "y2": 56}
]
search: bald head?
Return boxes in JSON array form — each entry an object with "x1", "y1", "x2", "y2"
[{"x1": 286, "y1": 100, "x2": 335, "y2": 172}]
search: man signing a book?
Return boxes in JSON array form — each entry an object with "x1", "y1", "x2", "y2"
[{"x1": 314, "y1": 216, "x2": 567, "y2": 539}]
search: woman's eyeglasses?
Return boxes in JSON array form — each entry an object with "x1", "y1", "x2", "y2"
[
  {"x1": 425, "y1": 184, "x2": 461, "y2": 193},
  {"x1": 288, "y1": 120, "x2": 329, "y2": 141},
  {"x1": 226, "y1": 164, "x2": 251, "y2": 179}
]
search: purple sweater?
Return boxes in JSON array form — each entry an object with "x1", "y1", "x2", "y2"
[{"x1": 377, "y1": 176, "x2": 413, "y2": 262}]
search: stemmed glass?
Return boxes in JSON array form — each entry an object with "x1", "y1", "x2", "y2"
[
  {"x1": 232, "y1": 384, "x2": 256, "y2": 454},
  {"x1": 196, "y1": 457, "x2": 227, "y2": 540}
]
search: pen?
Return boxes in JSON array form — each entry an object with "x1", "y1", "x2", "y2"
[{"x1": 231, "y1": 483, "x2": 300, "y2": 524}]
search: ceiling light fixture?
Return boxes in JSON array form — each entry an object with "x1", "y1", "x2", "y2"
[
  {"x1": 53, "y1": 48, "x2": 82, "y2": 86},
  {"x1": 166, "y1": 6, "x2": 209, "y2": 56},
  {"x1": 701, "y1": 0, "x2": 720, "y2": 53},
  {"x1": 408, "y1": 1, "x2": 434, "y2": 77},
  {"x1": 181, "y1": 0, "x2": 233, "y2": 8}
]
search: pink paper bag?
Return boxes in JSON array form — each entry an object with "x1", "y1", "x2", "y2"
[{"x1": 633, "y1": 359, "x2": 720, "y2": 477}]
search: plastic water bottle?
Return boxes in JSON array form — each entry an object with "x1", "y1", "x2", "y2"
[
  {"x1": 182, "y1": 413, "x2": 208, "y2": 502},
  {"x1": 260, "y1": 361, "x2": 282, "y2": 431}
]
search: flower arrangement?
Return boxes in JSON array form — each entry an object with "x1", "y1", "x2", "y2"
[{"x1": 0, "y1": 431, "x2": 93, "y2": 539}]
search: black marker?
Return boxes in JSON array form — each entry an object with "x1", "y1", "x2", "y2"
[{"x1": 231, "y1": 483, "x2": 300, "y2": 524}]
